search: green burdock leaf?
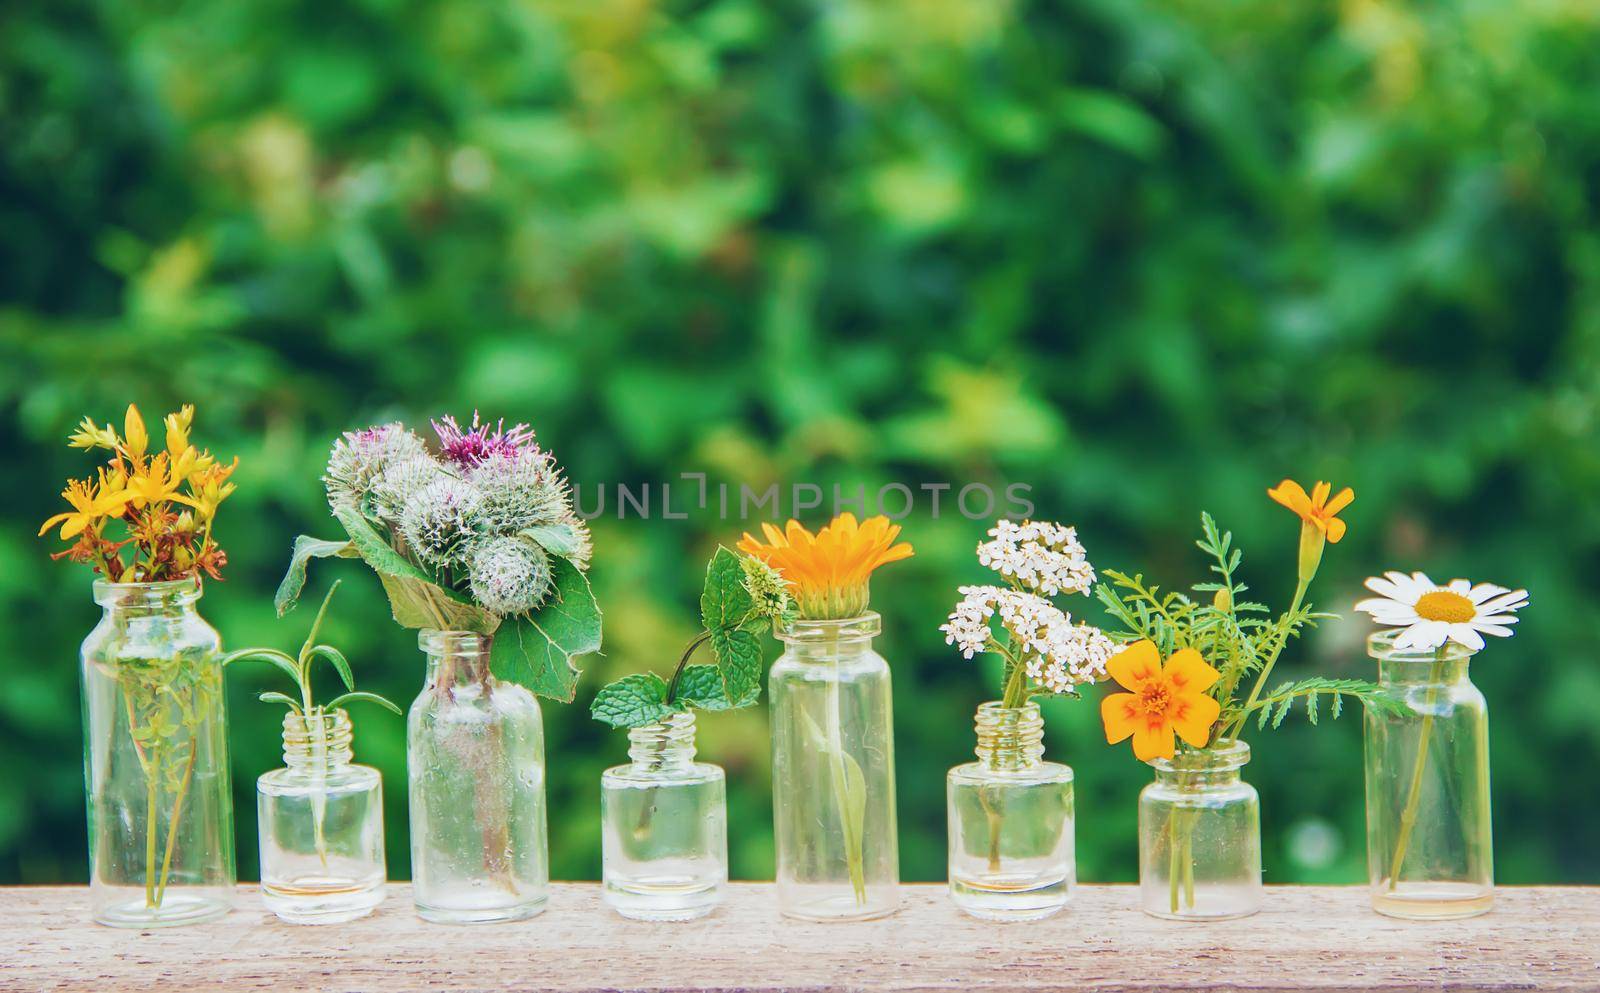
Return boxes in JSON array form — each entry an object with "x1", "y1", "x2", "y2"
[
  {"x1": 491, "y1": 557, "x2": 602, "y2": 702},
  {"x1": 274, "y1": 536, "x2": 358, "y2": 615},
  {"x1": 332, "y1": 504, "x2": 497, "y2": 634},
  {"x1": 590, "y1": 672, "x2": 672, "y2": 728},
  {"x1": 675, "y1": 663, "x2": 760, "y2": 711},
  {"x1": 521, "y1": 523, "x2": 585, "y2": 562}
]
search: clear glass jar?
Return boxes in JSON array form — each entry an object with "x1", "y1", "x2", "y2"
[
  {"x1": 600, "y1": 712, "x2": 726, "y2": 920},
  {"x1": 258, "y1": 709, "x2": 386, "y2": 923},
  {"x1": 80, "y1": 578, "x2": 235, "y2": 928},
  {"x1": 1138, "y1": 740, "x2": 1261, "y2": 921},
  {"x1": 408, "y1": 630, "x2": 547, "y2": 924},
  {"x1": 769, "y1": 612, "x2": 898, "y2": 921},
  {"x1": 1364, "y1": 633, "x2": 1491, "y2": 919},
  {"x1": 947, "y1": 701, "x2": 1074, "y2": 920}
]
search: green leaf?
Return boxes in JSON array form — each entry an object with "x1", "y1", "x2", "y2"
[
  {"x1": 307, "y1": 644, "x2": 354, "y2": 691},
  {"x1": 219, "y1": 648, "x2": 302, "y2": 688},
  {"x1": 589, "y1": 672, "x2": 673, "y2": 728},
  {"x1": 708, "y1": 620, "x2": 764, "y2": 704},
  {"x1": 332, "y1": 504, "x2": 498, "y2": 634},
  {"x1": 258, "y1": 690, "x2": 303, "y2": 713},
  {"x1": 699, "y1": 546, "x2": 755, "y2": 632},
  {"x1": 324, "y1": 690, "x2": 402, "y2": 715},
  {"x1": 674, "y1": 663, "x2": 760, "y2": 711},
  {"x1": 521, "y1": 523, "x2": 584, "y2": 560},
  {"x1": 491, "y1": 557, "x2": 602, "y2": 701},
  {"x1": 274, "y1": 536, "x2": 358, "y2": 616}
]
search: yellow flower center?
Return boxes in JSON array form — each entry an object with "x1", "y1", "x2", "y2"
[
  {"x1": 1415, "y1": 590, "x2": 1476, "y2": 624},
  {"x1": 1138, "y1": 680, "x2": 1172, "y2": 716}
]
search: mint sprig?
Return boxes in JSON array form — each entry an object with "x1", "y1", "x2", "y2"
[{"x1": 590, "y1": 547, "x2": 787, "y2": 728}]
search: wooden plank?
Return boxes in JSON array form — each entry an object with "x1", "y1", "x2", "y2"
[{"x1": 4, "y1": 884, "x2": 1597, "y2": 992}]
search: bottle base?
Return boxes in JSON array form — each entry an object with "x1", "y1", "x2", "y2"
[
  {"x1": 94, "y1": 891, "x2": 232, "y2": 929},
  {"x1": 1371, "y1": 882, "x2": 1493, "y2": 920},
  {"x1": 949, "y1": 871, "x2": 1071, "y2": 921},
  {"x1": 414, "y1": 884, "x2": 548, "y2": 925},
  {"x1": 1139, "y1": 883, "x2": 1263, "y2": 922},
  {"x1": 263, "y1": 876, "x2": 385, "y2": 925},
  {"x1": 604, "y1": 876, "x2": 722, "y2": 921},
  {"x1": 778, "y1": 889, "x2": 899, "y2": 922}
]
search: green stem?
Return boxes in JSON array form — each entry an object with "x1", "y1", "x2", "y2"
[
  {"x1": 144, "y1": 757, "x2": 160, "y2": 908},
  {"x1": 152, "y1": 742, "x2": 197, "y2": 908},
  {"x1": 1386, "y1": 647, "x2": 1448, "y2": 892},
  {"x1": 824, "y1": 649, "x2": 866, "y2": 906},
  {"x1": 1230, "y1": 578, "x2": 1309, "y2": 739}
]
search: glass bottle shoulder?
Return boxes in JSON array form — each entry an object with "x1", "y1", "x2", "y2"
[
  {"x1": 258, "y1": 762, "x2": 382, "y2": 797},
  {"x1": 601, "y1": 761, "x2": 725, "y2": 788},
  {"x1": 768, "y1": 648, "x2": 890, "y2": 685},
  {"x1": 948, "y1": 760, "x2": 1073, "y2": 788}
]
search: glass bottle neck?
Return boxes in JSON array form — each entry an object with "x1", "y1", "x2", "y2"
[
  {"x1": 627, "y1": 712, "x2": 697, "y2": 773},
  {"x1": 92, "y1": 578, "x2": 203, "y2": 620},
  {"x1": 1150, "y1": 741, "x2": 1249, "y2": 788},
  {"x1": 420, "y1": 629, "x2": 495, "y2": 688},
  {"x1": 1368, "y1": 632, "x2": 1474, "y2": 687},
  {"x1": 973, "y1": 701, "x2": 1045, "y2": 771},
  {"x1": 282, "y1": 709, "x2": 354, "y2": 772},
  {"x1": 776, "y1": 612, "x2": 881, "y2": 663}
]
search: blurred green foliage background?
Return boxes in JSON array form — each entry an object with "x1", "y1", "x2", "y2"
[{"x1": 3, "y1": 0, "x2": 1598, "y2": 888}]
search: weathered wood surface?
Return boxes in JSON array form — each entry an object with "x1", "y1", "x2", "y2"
[{"x1": 5, "y1": 884, "x2": 1597, "y2": 992}]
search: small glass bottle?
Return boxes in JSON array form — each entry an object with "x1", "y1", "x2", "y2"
[
  {"x1": 1138, "y1": 741, "x2": 1261, "y2": 921},
  {"x1": 769, "y1": 613, "x2": 899, "y2": 921},
  {"x1": 1364, "y1": 632, "x2": 1491, "y2": 919},
  {"x1": 258, "y1": 709, "x2": 386, "y2": 923},
  {"x1": 600, "y1": 712, "x2": 726, "y2": 920},
  {"x1": 408, "y1": 630, "x2": 548, "y2": 924},
  {"x1": 947, "y1": 701, "x2": 1074, "y2": 920},
  {"x1": 80, "y1": 578, "x2": 235, "y2": 927}
]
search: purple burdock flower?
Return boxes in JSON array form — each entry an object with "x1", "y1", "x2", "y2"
[{"x1": 432, "y1": 412, "x2": 538, "y2": 469}]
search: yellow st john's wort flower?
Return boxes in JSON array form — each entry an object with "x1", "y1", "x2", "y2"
[
  {"x1": 122, "y1": 404, "x2": 149, "y2": 460},
  {"x1": 738, "y1": 512, "x2": 914, "y2": 620},
  {"x1": 1268, "y1": 478, "x2": 1354, "y2": 582},
  {"x1": 1101, "y1": 640, "x2": 1222, "y2": 761},
  {"x1": 186, "y1": 457, "x2": 239, "y2": 521},
  {"x1": 38, "y1": 478, "x2": 131, "y2": 540},
  {"x1": 67, "y1": 416, "x2": 119, "y2": 451},
  {"x1": 164, "y1": 404, "x2": 195, "y2": 460},
  {"x1": 125, "y1": 453, "x2": 197, "y2": 510}
]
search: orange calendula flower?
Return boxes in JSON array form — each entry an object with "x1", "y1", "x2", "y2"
[
  {"x1": 1100, "y1": 640, "x2": 1222, "y2": 761},
  {"x1": 738, "y1": 512, "x2": 913, "y2": 620},
  {"x1": 1267, "y1": 479, "x2": 1353, "y2": 543}
]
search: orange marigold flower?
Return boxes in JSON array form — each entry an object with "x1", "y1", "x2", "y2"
[
  {"x1": 1100, "y1": 640, "x2": 1221, "y2": 761},
  {"x1": 738, "y1": 512, "x2": 913, "y2": 620},
  {"x1": 1267, "y1": 479, "x2": 1354, "y2": 543}
]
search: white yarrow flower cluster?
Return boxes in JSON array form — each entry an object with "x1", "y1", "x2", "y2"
[
  {"x1": 940, "y1": 585, "x2": 1117, "y2": 693},
  {"x1": 977, "y1": 519, "x2": 1096, "y2": 597}
]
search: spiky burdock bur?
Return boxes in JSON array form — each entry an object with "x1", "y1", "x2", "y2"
[
  {"x1": 468, "y1": 536, "x2": 552, "y2": 615},
  {"x1": 324, "y1": 423, "x2": 429, "y2": 509},
  {"x1": 368, "y1": 455, "x2": 446, "y2": 526},
  {"x1": 399, "y1": 478, "x2": 483, "y2": 568}
]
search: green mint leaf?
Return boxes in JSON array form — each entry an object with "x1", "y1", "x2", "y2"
[
  {"x1": 274, "y1": 535, "x2": 358, "y2": 616},
  {"x1": 590, "y1": 672, "x2": 673, "y2": 728},
  {"x1": 492, "y1": 557, "x2": 602, "y2": 702},
  {"x1": 675, "y1": 663, "x2": 761, "y2": 711},
  {"x1": 708, "y1": 618, "x2": 764, "y2": 704},
  {"x1": 700, "y1": 546, "x2": 756, "y2": 632}
]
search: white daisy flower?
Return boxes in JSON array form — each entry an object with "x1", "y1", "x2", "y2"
[{"x1": 1354, "y1": 570, "x2": 1528, "y2": 652}]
